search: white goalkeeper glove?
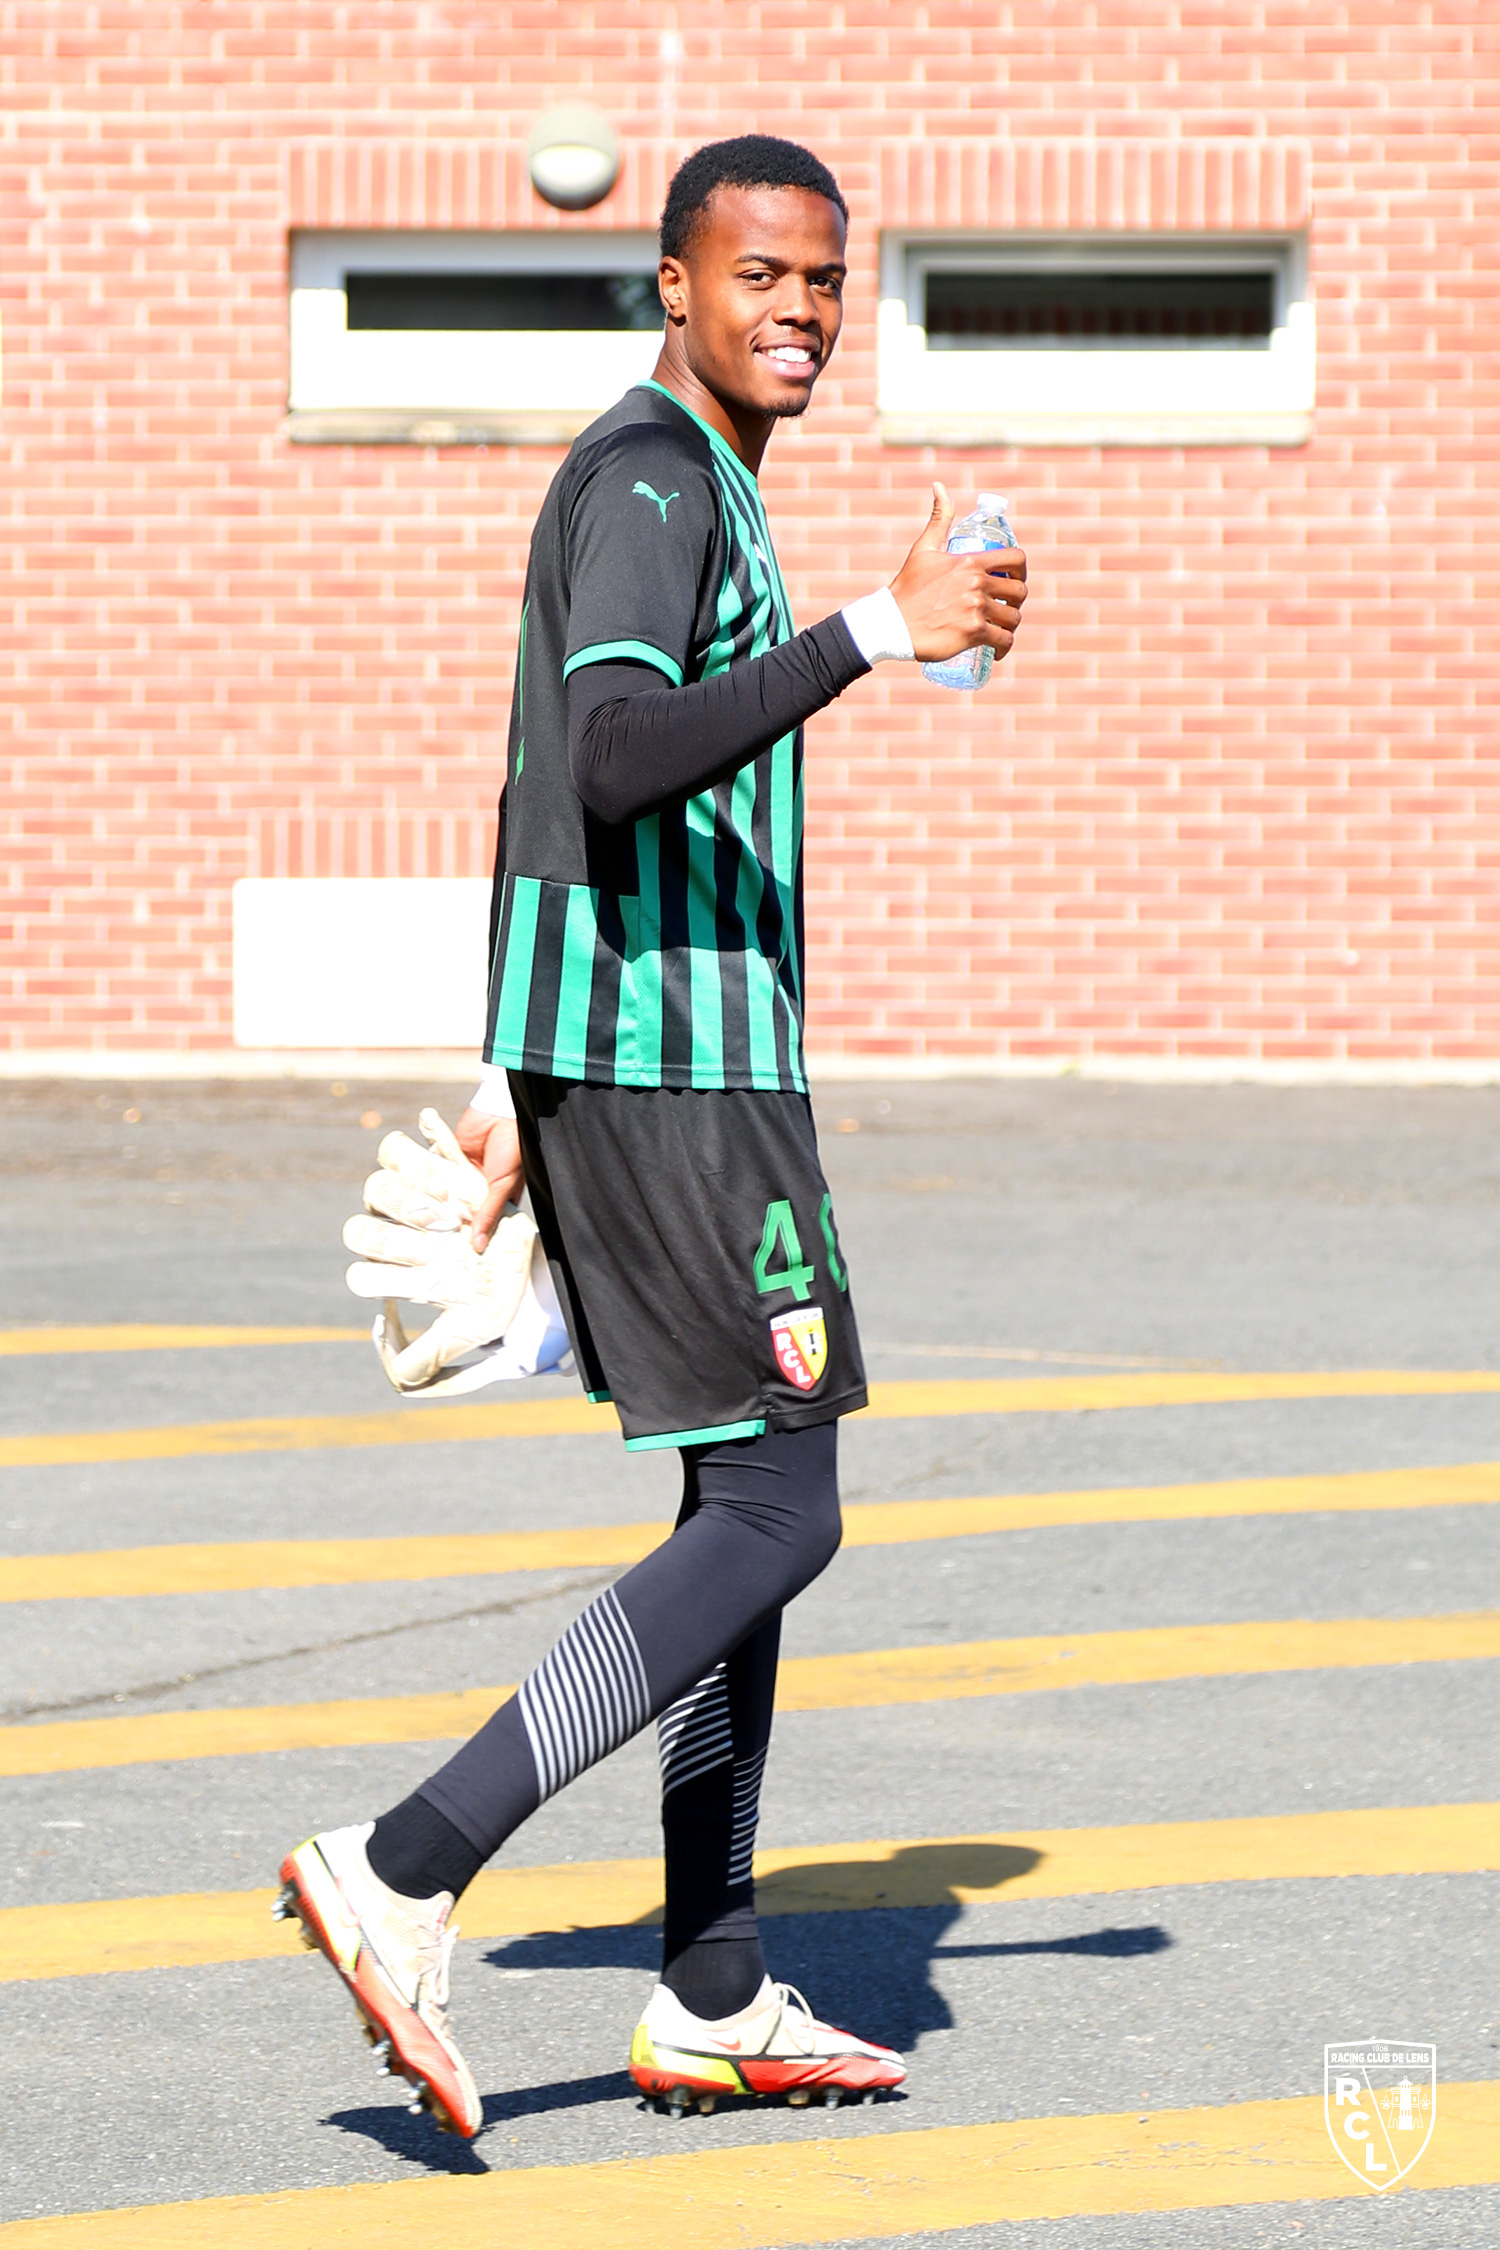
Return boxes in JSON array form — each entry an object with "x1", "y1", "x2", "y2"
[{"x1": 343, "y1": 1108, "x2": 572, "y2": 1398}]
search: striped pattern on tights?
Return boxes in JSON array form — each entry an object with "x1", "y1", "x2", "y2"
[
  {"x1": 518, "y1": 1584, "x2": 651, "y2": 1802},
  {"x1": 728, "y1": 1746, "x2": 767, "y2": 1887},
  {"x1": 658, "y1": 1663, "x2": 734, "y2": 1796}
]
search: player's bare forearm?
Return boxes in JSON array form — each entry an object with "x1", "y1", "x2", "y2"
[
  {"x1": 888, "y1": 483, "x2": 1028, "y2": 663},
  {"x1": 455, "y1": 1107, "x2": 524, "y2": 1251}
]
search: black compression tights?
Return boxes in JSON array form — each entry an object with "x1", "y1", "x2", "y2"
[{"x1": 367, "y1": 1422, "x2": 842, "y2": 2015}]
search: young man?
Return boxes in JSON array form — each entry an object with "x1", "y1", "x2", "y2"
[{"x1": 277, "y1": 135, "x2": 1026, "y2": 2139}]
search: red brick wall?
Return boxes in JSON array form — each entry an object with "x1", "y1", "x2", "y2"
[{"x1": 2, "y1": 3, "x2": 1494, "y2": 1062}]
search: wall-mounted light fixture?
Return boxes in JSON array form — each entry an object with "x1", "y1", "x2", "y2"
[{"x1": 526, "y1": 106, "x2": 621, "y2": 211}]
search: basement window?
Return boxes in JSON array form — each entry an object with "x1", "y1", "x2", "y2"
[
  {"x1": 879, "y1": 235, "x2": 1312, "y2": 446},
  {"x1": 342, "y1": 269, "x2": 664, "y2": 333},
  {"x1": 286, "y1": 231, "x2": 663, "y2": 445}
]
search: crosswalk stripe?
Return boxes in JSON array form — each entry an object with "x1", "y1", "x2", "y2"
[
  {"x1": 6, "y1": 1461, "x2": 1498, "y2": 1604},
  {"x1": 5, "y1": 2081, "x2": 1499, "y2": 2245},
  {"x1": 7, "y1": 1801, "x2": 1495, "y2": 1984},
  {"x1": 26, "y1": 2080, "x2": 1500, "y2": 2245},
  {"x1": 0, "y1": 1523, "x2": 665, "y2": 1603},
  {"x1": 4, "y1": 1612, "x2": 1495, "y2": 1779},
  {"x1": 6, "y1": 1370, "x2": 1500, "y2": 1471},
  {"x1": 0, "y1": 1396, "x2": 619, "y2": 1465},
  {"x1": 0, "y1": 1326, "x2": 365, "y2": 1356}
]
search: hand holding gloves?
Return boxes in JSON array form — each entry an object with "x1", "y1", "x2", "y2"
[{"x1": 343, "y1": 1108, "x2": 572, "y2": 1398}]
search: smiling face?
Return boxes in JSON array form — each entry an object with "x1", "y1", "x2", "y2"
[{"x1": 656, "y1": 183, "x2": 847, "y2": 434}]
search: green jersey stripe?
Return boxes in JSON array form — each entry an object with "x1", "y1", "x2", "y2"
[
  {"x1": 562, "y1": 638, "x2": 684, "y2": 688},
  {"x1": 515, "y1": 597, "x2": 530, "y2": 776},
  {"x1": 698, "y1": 439, "x2": 792, "y2": 638},
  {"x1": 696, "y1": 556, "x2": 761, "y2": 1087},
  {"x1": 551, "y1": 885, "x2": 599, "y2": 1078},
  {"x1": 783, "y1": 749, "x2": 806, "y2": 1007},
  {"x1": 727, "y1": 761, "x2": 780, "y2": 1090},
  {"x1": 490, "y1": 877, "x2": 541, "y2": 1062},
  {"x1": 777, "y1": 979, "x2": 809, "y2": 1094},
  {"x1": 616, "y1": 816, "x2": 664, "y2": 1084},
  {"x1": 708, "y1": 470, "x2": 778, "y2": 654},
  {"x1": 768, "y1": 732, "x2": 797, "y2": 976},
  {"x1": 703, "y1": 533, "x2": 744, "y2": 679},
  {"x1": 684, "y1": 789, "x2": 726, "y2": 1086}
]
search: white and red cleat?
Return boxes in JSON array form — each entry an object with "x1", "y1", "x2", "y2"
[
  {"x1": 273, "y1": 1822, "x2": 482, "y2": 2138},
  {"x1": 629, "y1": 1976, "x2": 906, "y2": 2113}
]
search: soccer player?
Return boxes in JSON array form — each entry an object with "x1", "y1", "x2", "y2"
[{"x1": 276, "y1": 135, "x2": 1026, "y2": 2138}]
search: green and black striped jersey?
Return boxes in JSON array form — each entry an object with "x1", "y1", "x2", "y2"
[{"x1": 484, "y1": 382, "x2": 810, "y2": 1093}]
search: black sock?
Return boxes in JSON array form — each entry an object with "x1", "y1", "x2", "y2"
[
  {"x1": 662, "y1": 1933, "x2": 768, "y2": 2020},
  {"x1": 366, "y1": 1789, "x2": 486, "y2": 1902}
]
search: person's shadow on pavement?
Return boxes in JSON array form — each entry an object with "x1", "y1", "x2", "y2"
[{"x1": 325, "y1": 1842, "x2": 1171, "y2": 2167}]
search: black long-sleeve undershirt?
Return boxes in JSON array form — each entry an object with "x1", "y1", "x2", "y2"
[{"x1": 566, "y1": 614, "x2": 869, "y2": 826}]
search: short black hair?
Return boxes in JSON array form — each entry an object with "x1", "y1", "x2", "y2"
[{"x1": 660, "y1": 135, "x2": 848, "y2": 259}]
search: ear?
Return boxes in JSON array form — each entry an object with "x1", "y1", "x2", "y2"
[{"x1": 657, "y1": 254, "x2": 688, "y2": 325}]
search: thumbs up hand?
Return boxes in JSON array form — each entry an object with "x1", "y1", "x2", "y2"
[{"x1": 887, "y1": 482, "x2": 1027, "y2": 664}]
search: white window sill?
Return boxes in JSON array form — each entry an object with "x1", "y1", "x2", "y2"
[
  {"x1": 877, "y1": 238, "x2": 1314, "y2": 453},
  {"x1": 282, "y1": 408, "x2": 598, "y2": 446},
  {"x1": 287, "y1": 230, "x2": 663, "y2": 440},
  {"x1": 878, "y1": 410, "x2": 1313, "y2": 448}
]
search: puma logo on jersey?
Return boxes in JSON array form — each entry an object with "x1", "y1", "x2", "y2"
[{"x1": 633, "y1": 480, "x2": 680, "y2": 521}]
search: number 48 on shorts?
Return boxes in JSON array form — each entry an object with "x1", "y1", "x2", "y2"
[
  {"x1": 753, "y1": 1196, "x2": 849, "y2": 1394},
  {"x1": 753, "y1": 1196, "x2": 848, "y2": 1303}
]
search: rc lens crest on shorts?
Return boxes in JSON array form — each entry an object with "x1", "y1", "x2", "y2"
[{"x1": 771, "y1": 1306, "x2": 828, "y2": 1391}]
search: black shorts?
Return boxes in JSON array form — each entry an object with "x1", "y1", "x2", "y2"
[{"x1": 512, "y1": 1073, "x2": 867, "y2": 1450}]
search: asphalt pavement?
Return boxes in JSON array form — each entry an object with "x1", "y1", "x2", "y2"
[{"x1": 2, "y1": 1074, "x2": 1498, "y2": 2245}]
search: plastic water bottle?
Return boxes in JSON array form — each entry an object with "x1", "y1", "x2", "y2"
[{"x1": 921, "y1": 493, "x2": 1018, "y2": 691}]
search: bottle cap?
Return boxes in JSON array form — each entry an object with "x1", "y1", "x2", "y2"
[{"x1": 976, "y1": 492, "x2": 1010, "y2": 516}]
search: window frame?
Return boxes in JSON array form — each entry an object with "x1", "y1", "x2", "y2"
[
  {"x1": 877, "y1": 231, "x2": 1313, "y2": 448},
  {"x1": 285, "y1": 229, "x2": 664, "y2": 446}
]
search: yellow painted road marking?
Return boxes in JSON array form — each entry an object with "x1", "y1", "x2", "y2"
[
  {"x1": 5, "y1": 2085, "x2": 1499, "y2": 2247},
  {"x1": 8, "y1": 2082, "x2": 1500, "y2": 2247},
  {"x1": 11, "y1": 1800, "x2": 1500, "y2": 1998},
  {"x1": 4, "y1": 1611, "x2": 1494, "y2": 1780},
  {"x1": 0, "y1": 1682, "x2": 517, "y2": 1778},
  {"x1": 7, "y1": 1460, "x2": 1500, "y2": 1605},
  {"x1": 777, "y1": 1611, "x2": 1500, "y2": 1706},
  {"x1": 0, "y1": 1325, "x2": 365, "y2": 1356},
  {"x1": 0, "y1": 1396, "x2": 621, "y2": 1466},
  {"x1": 6, "y1": 1801, "x2": 1496, "y2": 1984},
  {"x1": 7, "y1": 1370, "x2": 1500, "y2": 1471},
  {"x1": 0, "y1": 1523, "x2": 669, "y2": 1603}
]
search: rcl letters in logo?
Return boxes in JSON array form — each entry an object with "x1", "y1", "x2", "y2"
[
  {"x1": 769, "y1": 1306, "x2": 827, "y2": 1392},
  {"x1": 1325, "y1": 2041, "x2": 1436, "y2": 2191}
]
